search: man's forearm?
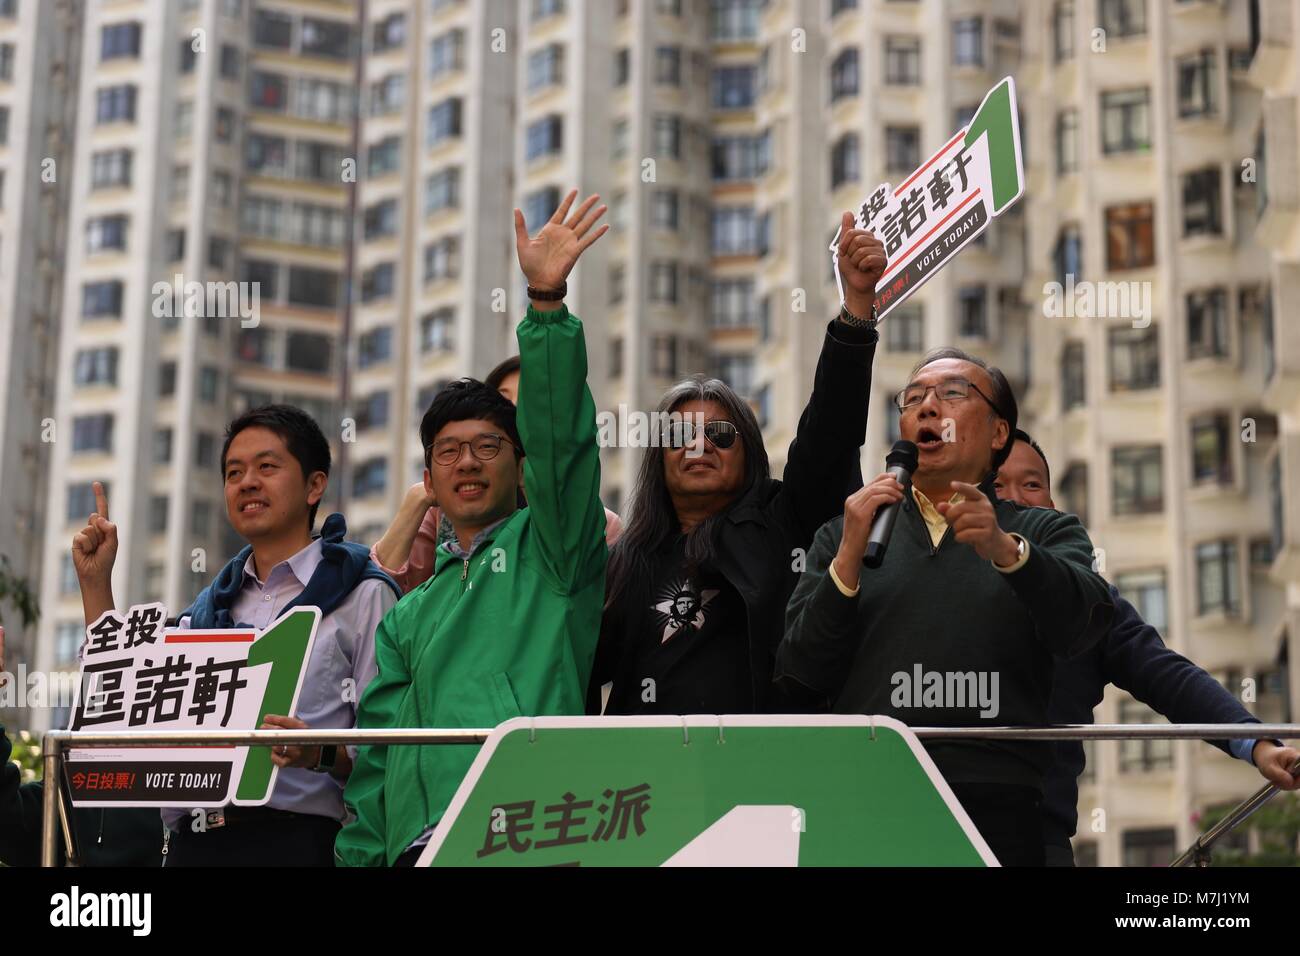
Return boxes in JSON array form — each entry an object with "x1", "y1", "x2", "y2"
[
  {"x1": 373, "y1": 494, "x2": 431, "y2": 572},
  {"x1": 80, "y1": 584, "x2": 115, "y2": 628}
]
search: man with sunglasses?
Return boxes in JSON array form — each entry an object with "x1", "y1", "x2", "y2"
[
  {"x1": 779, "y1": 348, "x2": 1115, "y2": 865},
  {"x1": 337, "y1": 190, "x2": 611, "y2": 866},
  {"x1": 593, "y1": 211, "x2": 886, "y2": 717}
]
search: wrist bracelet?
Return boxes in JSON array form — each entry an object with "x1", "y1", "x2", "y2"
[
  {"x1": 838, "y1": 302, "x2": 878, "y2": 327},
  {"x1": 527, "y1": 282, "x2": 567, "y2": 301}
]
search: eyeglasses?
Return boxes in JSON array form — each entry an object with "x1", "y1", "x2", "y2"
[
  {"x1": 894, "y1": 377, "x2": 1003, "y2": 415},
  {"x1": 428, "y1": 433, "x2": 518, "y2": 466},
  {"x1": 664, "y1": 420, "x2": 740, "y2": 450}
]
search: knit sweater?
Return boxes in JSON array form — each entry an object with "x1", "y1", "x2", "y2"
[{"x1": 776, "y1": 476, "x2": 1115, "y2": 790}]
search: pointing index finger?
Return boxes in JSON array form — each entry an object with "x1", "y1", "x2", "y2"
[{"x1": 93, "y1": 481, "x2": 109, "y2": 521}]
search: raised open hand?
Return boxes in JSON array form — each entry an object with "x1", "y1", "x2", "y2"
[{"x1": 514, "y1": 189, "x2": 609, "y2": 293}]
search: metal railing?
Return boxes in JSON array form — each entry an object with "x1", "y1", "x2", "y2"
[{"x1": 39, "y1": 722, "x2": 1300, "y2": 867}]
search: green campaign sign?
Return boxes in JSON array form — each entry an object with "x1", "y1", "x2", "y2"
[
  {"x1": 832, "y1": 76, "x2": 1025, "y2": 321},
  {"x1": 418, "y1": 716, "x2": 997, "y2": 866}
]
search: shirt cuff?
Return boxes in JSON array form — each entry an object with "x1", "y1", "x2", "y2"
[
  {"x1": 1230, "y1": 738, "x2": 1258, "y2": 763},
  {"x1": 993, "y1": 533, "x2": 1030, "y2": 574},
  {"x1": 828, "y1": 561, "x2": 859, "y2": 597}
]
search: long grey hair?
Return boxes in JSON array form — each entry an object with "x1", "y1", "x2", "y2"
[{"x1": 605, "y1": 375, "x2": 770, "y2": 613}]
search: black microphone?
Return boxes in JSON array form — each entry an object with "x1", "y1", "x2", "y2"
[{"x1": 863, "y1": 440, "x2": 918, "y2": 569}]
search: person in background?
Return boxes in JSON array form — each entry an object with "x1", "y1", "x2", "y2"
[
  {"x1": 370, "y1": 358, "x2": 620, "y2": 594},
  {"x1": 0, "y1": 625, "x2": 161, "y2": 866},
  {"x1": 995, "y1": 429, "x2": 1300, "y2": 866}
]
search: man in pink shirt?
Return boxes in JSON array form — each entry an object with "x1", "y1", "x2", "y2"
[{"x1": 371, "y1": 357, "x2": 621, "y2": 592}]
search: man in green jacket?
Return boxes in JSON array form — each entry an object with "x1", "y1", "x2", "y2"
[{"x1": 336, "y1": 190, "x2": 610, "y2": 866}]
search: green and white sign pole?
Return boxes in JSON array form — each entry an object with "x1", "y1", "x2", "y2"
[{"x1": 417, "y1": 715, "x2": 998, "y2": 867}]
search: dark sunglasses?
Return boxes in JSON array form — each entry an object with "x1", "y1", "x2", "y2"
[{"x1": 664, "y1": 420, "x2": 740, "y2": 450}]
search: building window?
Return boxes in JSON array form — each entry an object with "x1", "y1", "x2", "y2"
[
  {"x1": 714, "y1": 354, "x2": 754, "y2": 396},
  {"x1": 220, "y1": 44, "x2": 241, "y2": 79},
  {"x1": 82, "y1": 281, "x2": 124, "y2": 319},
  {"x1": 67, "y1": 482, "x2": 108, "y2": 524},
  {"x1": 1058, "y1": 463, "x2": 1089, "y2": 527},
  {"x1": 712, "y1": 207, "x2": 758, "y2": 256},
  {"x1": 425, "y1": 167, "x2": 461, "y2": 216},
  {"x1": 370, "y1": 74, "x2": 406, "y2": 116},
  {"x1": 885, "y1": 126, "x2": 920, "y2": 173},
  {"x1": 531, "y1": 0, "x2": 565, "y2": 23},
  {"x1": 712, "y1": 134, "x2": 770, "y2": 180},
  {"x1": 1177, "y1": 49, "x2": 1217, "y2": 119},
  {"x1": 1100, "y1": 88, "x2": 1151, "y2": 154},
  {"x1": 524, "y1": 186, "x2": 562, "y2": 231},
  {"x1": 609, "y1": 337, "x2": 624, "y2": 378},
  {"x1": 525, "y1": 115, "x2": 563, "y2": 162},
  {"x1": 1190, "y1": 413, "x2": 1232, "y2": 485},
  {"x1": 158, "y1": 362, "x2": 177, "y2": 397},
  {"x1": 300, "y1": 18, "x2": 352, "y2": 60},
  {"x1": 712, "y1": 65, "x2": 756, "y2": 109},
  {"x1": 1108, "y1": 325, "x2": 1159, "y2": 391},
  {"x1": 149, "y1": 495, "x2": 169, "y2": 534},
  {"x1": 199, "y1": 365, "x2": 220, "y2": 403},
  {"x1": 285, "y1": 332, "x2": 333, "y2": 374},
  {"x1": 242, "y1": 260, "x2": 278, "y2": 301},
  {"x1": 252, "y1": 8, "x2": 292, "y2": 49},
  {"x1": 885, "y1": 304, "x2": 924, "y2": 352},
  {"x1": 830, "y1": 48, "x2": 859, "y2": 101},
  {"x1": 1055, "y1": 110, "x2": 1077, "y2": 176},
  {"x1": 831, "y1": 134, "x2": 860, "y2": 190},
  {"x1": 420, "y1": 309, "x2": 455, "y2": 353},
  {"x1": 712, "y1": 0, "x2": 762, "y2": 40},
  {"x1": 364, "y1": 199, "x2": 398, "y2": 240},
  {"x1": 426, "y1": 98, "x2": 463, "y2": 148},
  {"x1": 1061, "y1": 341, "x2": 1085, "y2": 410},
  {"x1": 1186, "y1": 288, "x2": 1228, "y2": 359},
  {"x1": 1053, "y1": 225, "x2": 1082, "y2": 285},
  {"x1": 710, "y1": 278, "x2": 755, "y2": 329},
  {"x1": 86, "y1": 215, "x2": 128, "y2": 254},
  {"x1": 1105, "y1": 202, "x2": 1155, "y2": 270},
  {"x1": 360, "y1": 263, "x2": 395, "y2": 303},
  {"x1": 101, "y1": 22, "x2": 142, "y2": 61},
  {"x1": 1116, "y1": 569, "x2": 1167, "y2": 633},
  {"x1": 90, "y1": 149, "x2": 133, "y2": 190},
  {"x1": 652, "y1": 115, "x2": 681, "y2": 159},
  {"x1": 1182, "y1": 167, "x2": 1223, "y2": 238},
  {"x1": 208, "y1": 237, "x2": 230, "y2": 271},
  {"x1": 367, "y1": 136, "x2": 401, "y2": 177},
  {"x1": 1119, "y1": 701, "x2": 1174, "y2": 772},
  {"x1": 952, "y1": 17, "x2": 983, "y2": 67},
  {"x1": 175, "y1": 427, "x2": 213, "y2": 476},
  {"x1": 1112, "y1": 445, "x2": 1163, "y2": 515},
  {"x1": 353, "y1": 458, "x2": 388, "y2": 498},
  {"x1": 429, "y1": 27, "x2": 465, "y2": 81},
  {"x1": 154, "y1": 427, "x2": 173, "y2": 464},
  {"x1": 1098, "y1": 0, "x2": 1145, "y2": 38},
  {"x1": 74, "y1": 347, "x2": 119, "y2": 387},
  {"x1": 72, "y1": 414, "x2": 114, "y2": 454},
  {"x1": 372, "y1": 12, "x2": 406, "y2": 52},
  {"x1": 650, "y1": 262, "x2": 678, "y2": 304},
  {"x1": 613, "y1": 48, "x2": 630, "y2": 86},
  {"x1": 1053, "y1": 0, "x2": 1074, "y2": 62},
  {"x1": 95, "y1": 85, "x2": 137, "y2": 124},
  {"x1": 1196, "y1": 539, "x2": 1241, "y2": 616},
  {"x1": 358, "y1": 330, "x2": 392, "y2": 371},
  {"x1": 250, "y1": 71, "x2": 288, "y2": 111},
  {"x1": 165, "y1": 229, "x2": 186, "y2": 263},
  {"x1": 526, "y1": 42, "x2": 563, "y2": 91},
  {"x1": 884, "y1": 36, "x2": 921, "y2": 85},
  {"x1": 650, "y1": 335, "x2": 678, "y2": 377},
  {"x1": 650, "y1": 189, "x2": 679, "y2": 231},
  {"x1": 355, "y1": 391, "x2": 390, "y2": 431},
  {"x1": 957, "y1": 286, "x2": 988, "y2": 339},
  {"x1": 656, "y1": 45, "x2": 682, "y2": 86},
  {"x1": 423, "y1": 236, "x2": 460, "y2": 282}
]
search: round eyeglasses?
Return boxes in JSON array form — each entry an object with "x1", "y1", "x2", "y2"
[{"x1": 428, "y1": 433, "x2": 518, "y2": 466}]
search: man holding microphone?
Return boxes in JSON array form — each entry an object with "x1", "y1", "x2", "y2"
[{"x1": 777, "y1": 348, "x2": 1114, "y2": 865}]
